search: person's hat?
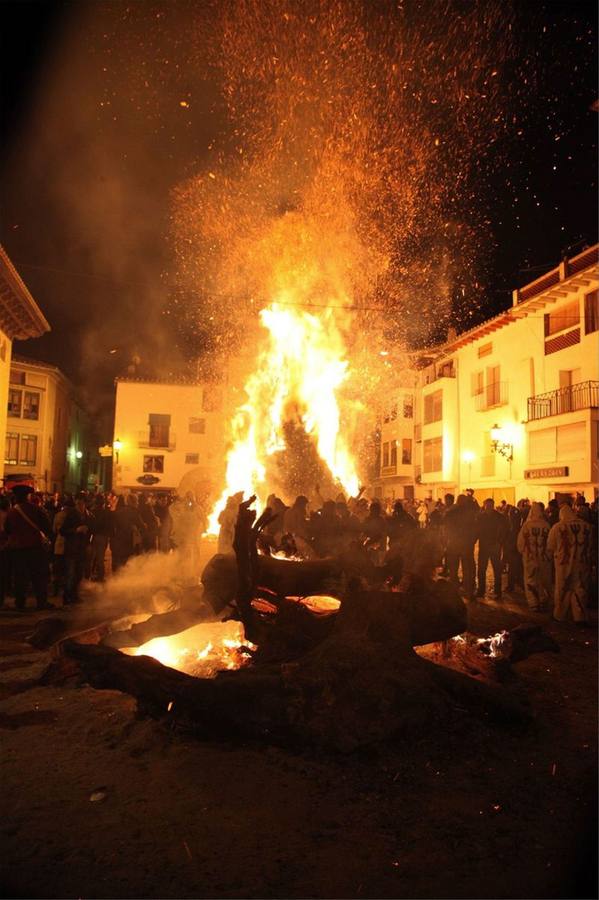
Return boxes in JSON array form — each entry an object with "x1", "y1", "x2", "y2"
[{"x1": 12, "y1": 484, "x2": 31, "y2": 500}]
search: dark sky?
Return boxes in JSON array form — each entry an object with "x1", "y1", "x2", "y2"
[{"x1": 0, "y1": 0, "x2": 597, "y2": 437}]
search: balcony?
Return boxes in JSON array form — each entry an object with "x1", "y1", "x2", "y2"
[
  {"x1": 527, "y1": 381, "x2": 599, "y2": 422},
  {"x1": 422, "y1": 363, "x2": 456, "y2": 385},
  {"x1": 514, "y1": 245, "x2": 599, "y2": 304},
  {"x1": 474, "y1": 382, "x2": 509, "y2": 412},
  {"x1": 138, "y1": 430, "x2": 176, "y2": 450}
]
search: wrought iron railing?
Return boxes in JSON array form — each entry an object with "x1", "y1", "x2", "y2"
[
  {"x1": 474, "y1": 382, "x2": 509, "y2": 411},
  {"x1": 527, "y1": 381, "x2": 599, "y2": 421},
  {"x1": 138, "y1": 430, "x2": 176, "y2": 450}
]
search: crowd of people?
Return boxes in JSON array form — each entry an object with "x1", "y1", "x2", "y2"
[
  {"x1": 218, "y1": 488, "x2": 597, "y2": 625},
  {"x1": 0, "y1": 486, "x2": 203, "y2": 612},
  {"x1": 1, "y1": 481, "x2": 596, "y2": 626}
]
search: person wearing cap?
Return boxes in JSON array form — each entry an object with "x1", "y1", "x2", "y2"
[{"x1": 4, "y1": 485, "x2": 52, "y2": 611}]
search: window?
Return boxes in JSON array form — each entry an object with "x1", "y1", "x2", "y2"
[
  {"x1": 478, "y1": 342, "x2": 492, "y2": 358},
  {"x1": 148, "y1": 413, "x2": 171, "y2": 448},
  {"x1": 403, "y1": 395, "x2": 413, "y2": 418},
  {"x1": 423, "y1": 437, "x2": 443, "y2": 473},
  {"x1": 23, "y1": 391, "x2": 40, "y2": 420},
  {"x1": 544, "y1": 299, "x2": 580, "y2": 337},
  {"x1": 5, "y1": 432, "x2": 18, "y2": 465},
  {"x1": 529, "y1": 428, "x2": 556, "y2": 464},
  {"x1": 481, "y1": 455, "x2": 496, "y2": 477},
  {"x1": 557, "y1": 421, "x2": 584, "y2": 461},
  {"x1": 383, "y1": 401, "x2": 397, "y2": 424},
  {"x1": 423, "y1": 389, "x2": 442, "y2": 424},
  {"x1": 202, "y1": 389, "x2": 222, "y2": 412},
  {"x1": 401, "y1": 438, "x2": 412, "y2": 464},
  {"x1": 8, "y1": 389, "x2": 22, "y2": 417},
  {"x1": 471, "y1": 371, "x2": 484, "y2": 396},
  {"x1": 584, "y1": 290, "x2": 598, "y2": 335},
  {"x1": 382, "y1": 442, "x2": 389, "y2": 468},
  {"x1": 486, "y1": 365, "x2": 501, "y2": 407},
  {"x1": 143, "y1": 455, "x2": 164, "y2": 473},
  {"x1": 10, "y1": 369, "x2": 25, "y2": 384},
  {"x1": 189, "y1": 417, "x2": 206, "y2": 434},
  {"x1": 19, "y1": 434, "x2": 37, "y2": 466},
  {"x1": 390, "y1": 440, "x2": 398, "y2": 468},
  {"x1": 185, "y1": 453, "x2": 200, "y2": 465}
]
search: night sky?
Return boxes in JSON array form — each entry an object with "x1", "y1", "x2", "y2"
[{"x1": 0, "y1": 0, "x2": 597, "y2": 437}]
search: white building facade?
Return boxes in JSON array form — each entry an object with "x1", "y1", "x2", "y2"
[
  {"x1": 5, "y1": 355, "x2": 91, "y2": 493},
  {"x1": 374, "y1": 244, "x2": 599, "y2": 505},
  {"x1": 112, "y1": 378, "x2": 225, "y2": 499},
  {"x1": 0, "y1": 246, "x2": 50, "y2": 485}
]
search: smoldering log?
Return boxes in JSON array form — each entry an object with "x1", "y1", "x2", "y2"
[
  {"x1": 202, "y1": 553, "x2": 345, "y2": 614},
  {"x1": 103, "y1": 607, "x2": 212, "y2": 650},
  {"x1": 55, "y1": 597, "x2": 529, "y2": 752}
]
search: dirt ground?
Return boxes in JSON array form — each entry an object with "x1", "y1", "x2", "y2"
[{"x1": 0, "y1": 590, "x2": 596, "y2": 900}]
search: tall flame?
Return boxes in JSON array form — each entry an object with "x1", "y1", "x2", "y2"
[{"x1": 206, "y1": 296, "x2": 359, "y2": 534}]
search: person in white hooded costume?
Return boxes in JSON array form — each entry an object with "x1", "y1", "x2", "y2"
[
  {"x1": 516, "y1": 502, "x2": 551, "y2": 611},
  {"x1": 546, "y1": 501, "x2": 592, "y2": 623}
]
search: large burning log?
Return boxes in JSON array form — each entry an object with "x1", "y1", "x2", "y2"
[
  {"x1": 201, "y1": 552, "x2": 345, "y2": 614},
  {"x1": 53, "y1": 586, "x2": 528, "y2": 752}
]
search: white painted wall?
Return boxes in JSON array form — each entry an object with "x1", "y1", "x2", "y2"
[{"x1": 113, "y1": 380, "x2": 225, "y2": 497}]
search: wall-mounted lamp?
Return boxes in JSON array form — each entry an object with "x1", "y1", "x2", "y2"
[
  {"x1": 112, "y1": 438, "x2": 122, "y2": 464},
  {"x1": 490, "y1": 424, "x2": 513, "y2": 462},
  {"x1": 75, "y1": 450, "x2": 83, "y2": 460},
  {"x1": 462, "y1": 450, "x2": 475, "y2": 464}
]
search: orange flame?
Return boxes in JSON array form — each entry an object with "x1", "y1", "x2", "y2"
[
  {"x1": 125, "y1": 621, "x2": 255, "y2": 677},
  {"x1": 206, "y1": 297, "x2": 359, "y2": 534}
]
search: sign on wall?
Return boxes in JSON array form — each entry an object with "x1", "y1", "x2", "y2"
[
  {"x1": 137, "y1": 474, "x2": 161, "y2": 485},
  {"x1": 524, "y1": 466, "x2": 569, "y2": 480}
]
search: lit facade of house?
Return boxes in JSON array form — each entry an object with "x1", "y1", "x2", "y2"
[
  {"x1": 374, "y1": 244, "x2": 599, "y2": 504},
  {"x1": 112, "y1": 378, "x2": 226, "y2": 498},
  {"x1": 4, "y1": 355, "x2": 92, "y2": 493},
  {"x1": 372, "y1": 378, "x2": 418, "y2": 500},
  {"x1": 0, "y1": 246, "x2": 50, "y2": 484}
]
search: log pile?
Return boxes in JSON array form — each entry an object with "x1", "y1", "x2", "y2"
[{"x1": 39, "y1": 501, "x2": 559, "y2": 752}]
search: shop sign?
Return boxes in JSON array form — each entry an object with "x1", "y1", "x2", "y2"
[
  {"x1": 524, "y1": 466, "x2": 569, "y2": 480},
  {"x1": 137, "y1": 474, "x2": 160, "y2": 485}
]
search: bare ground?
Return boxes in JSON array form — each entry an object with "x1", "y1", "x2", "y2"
[{"x1": 0, "y1": 594, "x2": 596, "y2": 900}]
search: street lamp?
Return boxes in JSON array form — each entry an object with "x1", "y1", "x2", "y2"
[
  {"x1": 490, "y1": 424, "x2": 513, "y2": 462},
  {"x1": 113, "y1": 438, "x2": 122, "y2": 463},
  {"x1": 462, "y1": 449, "x2": 475, "y2": 482}
]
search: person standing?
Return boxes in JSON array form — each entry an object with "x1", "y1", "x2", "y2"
[
  {"x1": 476, "y1": 498, "x2": 508, "y2": 600},
  {"x1": 154, "y1": 494, "x2": 174, "y2": 553},
  {"x1": 60, "y1": 494, "x2": 92, "y2": 604},
  {"x1": 138, "y1": 494, "x2": 159, "y2": 553},
  {"x1": 5, "y1": 485, "x2": 52, "y2": 611},
  {"x1": 111, "y1": 494, "x2": 146, "y2": 572},
  {"x1": 0, "y1": 497, "x2": 11, "y2": 608},
  {"x1": 444, "y1": 494, "x2": 477, "y2": 601},
  {"x1": 516, "y1": 502, "x2": 552, "y2": 611},
  {"x1": 547, "y1": 501, "x2": 592, "y2": 624},
  {"x1": 89, "y1": 496, "x2": 114, "y2": 582},
  {"x1": 386, "y1": 499, "x2": 417, "y2": 549}
]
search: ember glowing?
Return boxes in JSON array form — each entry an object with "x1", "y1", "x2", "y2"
[{"x1": 125, "y1": 622, "x2": 255, "y2": 678}]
